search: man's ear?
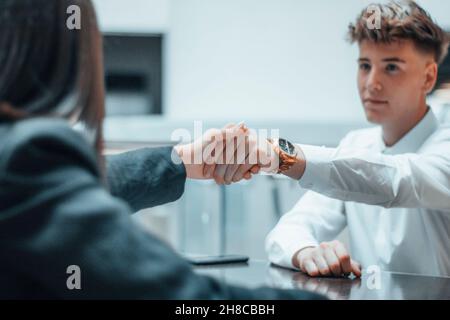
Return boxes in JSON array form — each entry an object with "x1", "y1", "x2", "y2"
[{"x1": 423, "y1": 61, "x2": 438, "y2": 94}]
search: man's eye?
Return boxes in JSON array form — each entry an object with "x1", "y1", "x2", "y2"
[
  {"x1": 359, "y1": 63, "x2": 371, "y2": 71},
  {"x1": 386, "y1": 64, "x2": 399, "y2": 72}
]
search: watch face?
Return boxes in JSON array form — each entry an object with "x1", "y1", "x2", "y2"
[{"x1": 279, "y1": 138, "x2": 295, "y2": 155}]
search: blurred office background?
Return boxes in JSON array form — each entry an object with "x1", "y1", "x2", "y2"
[{"x1": 93, "y1": 0, "x2": 450, "y2": 259}]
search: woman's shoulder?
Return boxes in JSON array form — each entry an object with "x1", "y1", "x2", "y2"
[{"x1": 0, "y1": 118, "x2": 99, "y2": 177}]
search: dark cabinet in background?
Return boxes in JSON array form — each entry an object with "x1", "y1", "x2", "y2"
[{"x1": 103, "y1": 33, "x2": 163, "y2": 116}]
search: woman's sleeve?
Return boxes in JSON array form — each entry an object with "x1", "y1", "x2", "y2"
[{"x1": 106, "y1": 147, "x2": 187, "y2": 212}]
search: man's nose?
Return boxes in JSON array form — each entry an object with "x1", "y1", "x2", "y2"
[{"x1": 366, "y1": 69, "x2": 383, "y2": 93}]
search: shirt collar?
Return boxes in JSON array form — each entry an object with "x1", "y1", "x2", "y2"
[{"x1": 377, "y1": 107, "x2": 439, "y2": 155}]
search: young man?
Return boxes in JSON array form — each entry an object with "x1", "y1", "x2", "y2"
[{"x1": 260, "y1": 1, "x2": 450, "y2": 278}]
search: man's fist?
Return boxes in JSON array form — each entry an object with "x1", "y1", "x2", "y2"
[{"x1": 293, "y1": 240, "x2": 362, "y2": 278}]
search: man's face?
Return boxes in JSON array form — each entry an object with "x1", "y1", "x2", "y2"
[{"x1": 357, "y1": 39, "x2": 436, "y2": 125}]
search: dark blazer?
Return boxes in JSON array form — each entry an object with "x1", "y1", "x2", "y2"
[{"x1": 0, "y1": 118, "x2": 324, "y2": 299}]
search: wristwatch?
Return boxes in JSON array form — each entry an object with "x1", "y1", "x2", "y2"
[{"x1": 267, "y1": 138, "x2": 298, "y2": 173}]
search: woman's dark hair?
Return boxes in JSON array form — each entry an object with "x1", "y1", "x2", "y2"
[{"x1": 0, "y1": 0, "x2": 105, "y2": 161}]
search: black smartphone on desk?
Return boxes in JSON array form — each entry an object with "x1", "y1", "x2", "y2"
[{"x1": 184, "y1": 254, "x2": 249, "y2": 266}]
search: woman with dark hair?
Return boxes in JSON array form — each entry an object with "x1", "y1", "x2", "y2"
[{"x1": 0, "y1": 0, "x2": 321, "y2": 299}]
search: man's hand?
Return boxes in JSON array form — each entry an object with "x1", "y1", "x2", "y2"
[
  {"x1": 293, "y1": 241, "x2": 362, "y2": 278},
  {"x1": 210, "y1": 132, "x2": 278, "y2": 185},
  {"x1": 174, "y1": 123, "x2": 258, "y2": 182},
  {"x1": 175, "y1": 123, "x2": 306, "y2": 184},
  {"x1": 211, "y1": 130, "x2": 308, "y2": 184}
]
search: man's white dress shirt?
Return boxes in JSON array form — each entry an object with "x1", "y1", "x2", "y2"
[{"x1": 266, "y1": 109, "x2": 450, "y2": 277}]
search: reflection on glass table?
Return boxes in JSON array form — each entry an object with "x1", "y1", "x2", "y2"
[{"x1": 195, "y1": 260, "x2": 450, "y2": 300}]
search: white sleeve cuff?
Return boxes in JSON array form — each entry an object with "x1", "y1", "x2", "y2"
[
  {"x1": 283, "y1": 240, "x2": 319, "y2": 270},
  {"x1": 266, "y1": 231, "x2": 319, "y2": 270},
  {"x1": 297, "y1": 144, "x2": 335, "y2": 190}
]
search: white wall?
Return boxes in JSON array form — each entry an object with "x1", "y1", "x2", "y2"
[
  {"x1": 92, "y1": 0, "x2": 169, "y2": 33},
  {"x1": 93, "y1": 0, "x2": 450, "y2": 124},
  {"x1": 165, "y1": 0, "x2": 450, "y2": 122},
  {"x1": 416, "y1": 0, "x2": 450, "y2": 30}
]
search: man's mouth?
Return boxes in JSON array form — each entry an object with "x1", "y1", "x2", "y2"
[{"x1": 363, "y1": 98, "x2": 388, "y2": 105}]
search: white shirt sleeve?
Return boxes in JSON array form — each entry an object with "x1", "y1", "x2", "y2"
[
  {"x1": 265, "y1": 191, "x2": 346, "y2": 270},
  {"x1": 298, "y1": 130, "x2": 450, "y2": 211}
]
